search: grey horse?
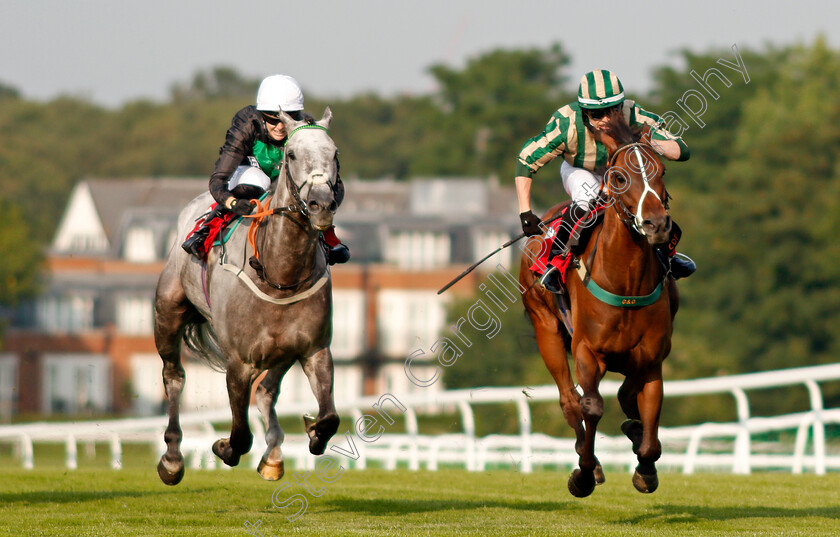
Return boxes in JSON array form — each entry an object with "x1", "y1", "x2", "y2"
[{"x1": 154, "y1": 108, "x2": 340, "y2": 485}]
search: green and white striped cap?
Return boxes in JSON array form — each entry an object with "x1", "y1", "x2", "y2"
[{"x1": 577, "y1": 70, "x2": 625, "y2": 109}]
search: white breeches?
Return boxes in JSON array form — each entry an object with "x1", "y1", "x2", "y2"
[{"x1": 560, "y1": 161, "x2": 603, "y2": 210}]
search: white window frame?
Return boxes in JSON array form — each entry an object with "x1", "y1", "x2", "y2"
[{"x1": 41, "y1": 354, "x2": 111, "y2": 414}]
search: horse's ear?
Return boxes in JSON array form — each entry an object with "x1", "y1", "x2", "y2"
[
  {"x1": 278, "y1": 111, "x2": 303, "y2": 130},
  {"x1": 638, "y1": 124, "x2": 653, "y2": 145},
  {"x1": 316, "y1": 106, "x2": 333, "y2": 129}
]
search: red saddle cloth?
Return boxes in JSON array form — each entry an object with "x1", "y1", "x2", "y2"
[{"x1": 529, "y1": 204, "x2": 605, "y2": 285}]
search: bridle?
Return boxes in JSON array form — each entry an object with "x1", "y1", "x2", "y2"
[
  {"x1": 275, "y1": 124, "x2": 339, "y2": 218},
  {"x1": 604, "y1": 142, "x2": 670, "y2": 236},
  {"x1": 244, "y1": 124, "x2": 339, "y2": 291},
  {"x1": 575, "y1": 142, "x2": 673, "y2": 307}
]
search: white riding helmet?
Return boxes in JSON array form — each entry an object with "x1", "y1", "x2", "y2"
[
  {"x1": 228, "y1": 165, "x2": 271, "y2": 192},
  {"x1": 255, "y1": 74, "x2": 304, "y2": 113}
]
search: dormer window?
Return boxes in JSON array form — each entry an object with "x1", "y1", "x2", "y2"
[{"x1": 124, "y1": 226, "x2": 156, "y2": 262}]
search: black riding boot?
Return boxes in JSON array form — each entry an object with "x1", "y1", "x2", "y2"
[
  {"x1": 327, "y1": 244, "x2": 351, "y2": 265},
  {"x1": 669, "y1": 253, "x2": 696, "y2": 279},
  {"x1": 181, "y1": 208, "x2": 223, "y2": 258},
  {"x1": 540, "y1": 203, "x2": 591, "y2": 292},
  {"x1": 548, "y1": 202, "x2": 592, "y2": 259},
  {"x1": 655, "y1": 221, "x2": 696, "y2": 279}
]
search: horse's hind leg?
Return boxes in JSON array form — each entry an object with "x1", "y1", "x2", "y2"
[
  {"x1": 154, "y1": 270, "x2": 193, "y2": 485},
  {"x1": 300, "y1": 348, "x2": 339, "y2": 455},
  {"x1": 255, "y1": 362, "x2": 295, "y2": 480},
  {"x1": 213, "y1": 359, "x2": 257, "y2": 467}
]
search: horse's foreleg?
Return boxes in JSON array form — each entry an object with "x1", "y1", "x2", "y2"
[
  {"x1": 534, "y1": 327, "x2": 584, "y2": 440},
  {"x1": 300, "y1": 348, "x2": 340, "y2": 456},
  {"x1": 632, "y1": 375, "x2": 663, "y2": 493},
  {"x1": 255, "y1": 363, "x2": 294, "y2": 481},
  {"x1": 213, "y1": 360, "x2": 257, "y2": 467},
  {"x1": 529, "y1": 312, "x2": 605, "y2": 489},
  {"x1": 568, "y1": 346, "x2": 605, "y2": 498}
]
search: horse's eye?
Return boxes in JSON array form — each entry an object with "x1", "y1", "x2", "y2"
[{"x1": 287, "y1": 149, "x2": 296, "y2": 160}]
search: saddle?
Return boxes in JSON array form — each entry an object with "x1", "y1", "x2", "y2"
[
  {"x1": 529, "y1": 204, "x2": 607, "y2": 287},
  {"x1": 183, "y1": 202, "x2": 344, "y2": 262},
  {"x1": 526, "y1": 204, "x2": 606, "y2": 336},
  {"x1": 184, "y1": 204, "x2": 239, "y2": 261}
]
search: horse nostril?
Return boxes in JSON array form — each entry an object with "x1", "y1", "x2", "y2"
[
  {"x1": 328, "y1": 200, "x2": 338, "y2": 213},
  {"x1": 308, "y1": 200, "x2": 320, "y2": 213}
]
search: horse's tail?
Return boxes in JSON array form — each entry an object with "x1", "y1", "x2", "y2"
[{"x1": 183, "y1": 322, "x2": 227, "y2": 372}]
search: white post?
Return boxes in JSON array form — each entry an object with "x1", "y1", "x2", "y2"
[
  {"x1": 66, "y1": 434, "x2": 78, "y2": 470},
  {"x1": 458, "y1": 400, "x2": 476, "y2": 471},
  {"x1": 405, "y1": 406, "x2": 419, "y2": 471},
  {"x1": 110, "y1": 433, "x2": 122, "y2": 470},
  {"x1": 731, "y1": 388, "x2": 751, "y2": 474},
  {"x1": 21, "y1": 434, "x2": 34, "y2": 470},
  {"x1": 516, "y1": 396, "x2": 533, "y2": 474},
  {"x1": 805, "y1": 380, "x2": 825, "y2": 475}
]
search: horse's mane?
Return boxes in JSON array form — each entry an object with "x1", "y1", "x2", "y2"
[{"x1": 600, "y1": 110, "x2": 639, "y2": 146}]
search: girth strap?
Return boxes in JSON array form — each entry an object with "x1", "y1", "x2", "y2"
[{"x1": 220, "y1": 263, "x2": 329, "y2": 305}]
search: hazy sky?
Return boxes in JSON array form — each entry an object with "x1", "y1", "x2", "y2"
[{"x1": 1, "y1": 0, "x2": 837, "y2": 108}]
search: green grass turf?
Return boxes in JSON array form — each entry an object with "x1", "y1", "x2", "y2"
[{"x1": 0, "y1": 465, "x2": 838, "y2": 536}]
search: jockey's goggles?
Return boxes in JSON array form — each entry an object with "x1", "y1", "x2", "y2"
[
  {"x1": 585, "y1": 107, "x2": 616, "y2": 120},
  {"x1": 262, "y1": 111, "x2": 303, "y2": 124}
]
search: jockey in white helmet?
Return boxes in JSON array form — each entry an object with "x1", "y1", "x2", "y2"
[{"x1": 182, "y1": 75, "x2": 348, "y2": 264}]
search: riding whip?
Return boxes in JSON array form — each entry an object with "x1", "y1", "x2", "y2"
[{"x1": 437, "y1": 212, "x2": 564, "y2": 295}]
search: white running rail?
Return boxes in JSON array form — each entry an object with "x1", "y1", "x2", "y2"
[{"x1": 1, "y1": 364, "x2": 839, "y2": 474}]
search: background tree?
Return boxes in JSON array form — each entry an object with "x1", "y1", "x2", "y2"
[
  {"x1": 1, "y1": 41, "x2": 839, "y2": 422},
  {"x1": 425, "y1": 44, "x2": 574, "y2": 208},
  {"x1": 170, "y1": 66, "x2": 260, "y2": 102}
]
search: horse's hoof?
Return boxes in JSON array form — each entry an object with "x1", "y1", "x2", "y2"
[
  {"x1": 594, "y1": 463, "x2": 606, "y2": 485},
  {"x1": 212, "y1": 438, "x2": 241, "y2": 467},
  {"x1": 567, "y1": 469, "x2": 596, "y2": 498},
  {"x1": 157, "y1": 455, "x2": 185, "y2": 486},
  {"x1": 257, "y1": 458, "x2": 285, "y2": 481},
  {"x1": 632, "y1": 469, "x2": 659, "y2": 493},
  {"x1": 303, "y1": 412, "x2": 340, "y2": 456}
]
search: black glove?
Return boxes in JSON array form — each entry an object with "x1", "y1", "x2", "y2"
[
  {"x1": 519, "y1": 210, "x2": 543, "y2": 236},
  {"x1": 230, "y1": 198, "x2": 256, "y2": 216}
]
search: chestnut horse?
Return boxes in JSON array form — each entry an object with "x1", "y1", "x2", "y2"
[{"x1": 520, "y1": 121, "x2": 679, "y2": 497}]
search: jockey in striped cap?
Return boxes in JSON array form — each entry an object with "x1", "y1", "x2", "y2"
[{"x1": 515, "y1": 69, "x2": 695, "y2": 284}]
